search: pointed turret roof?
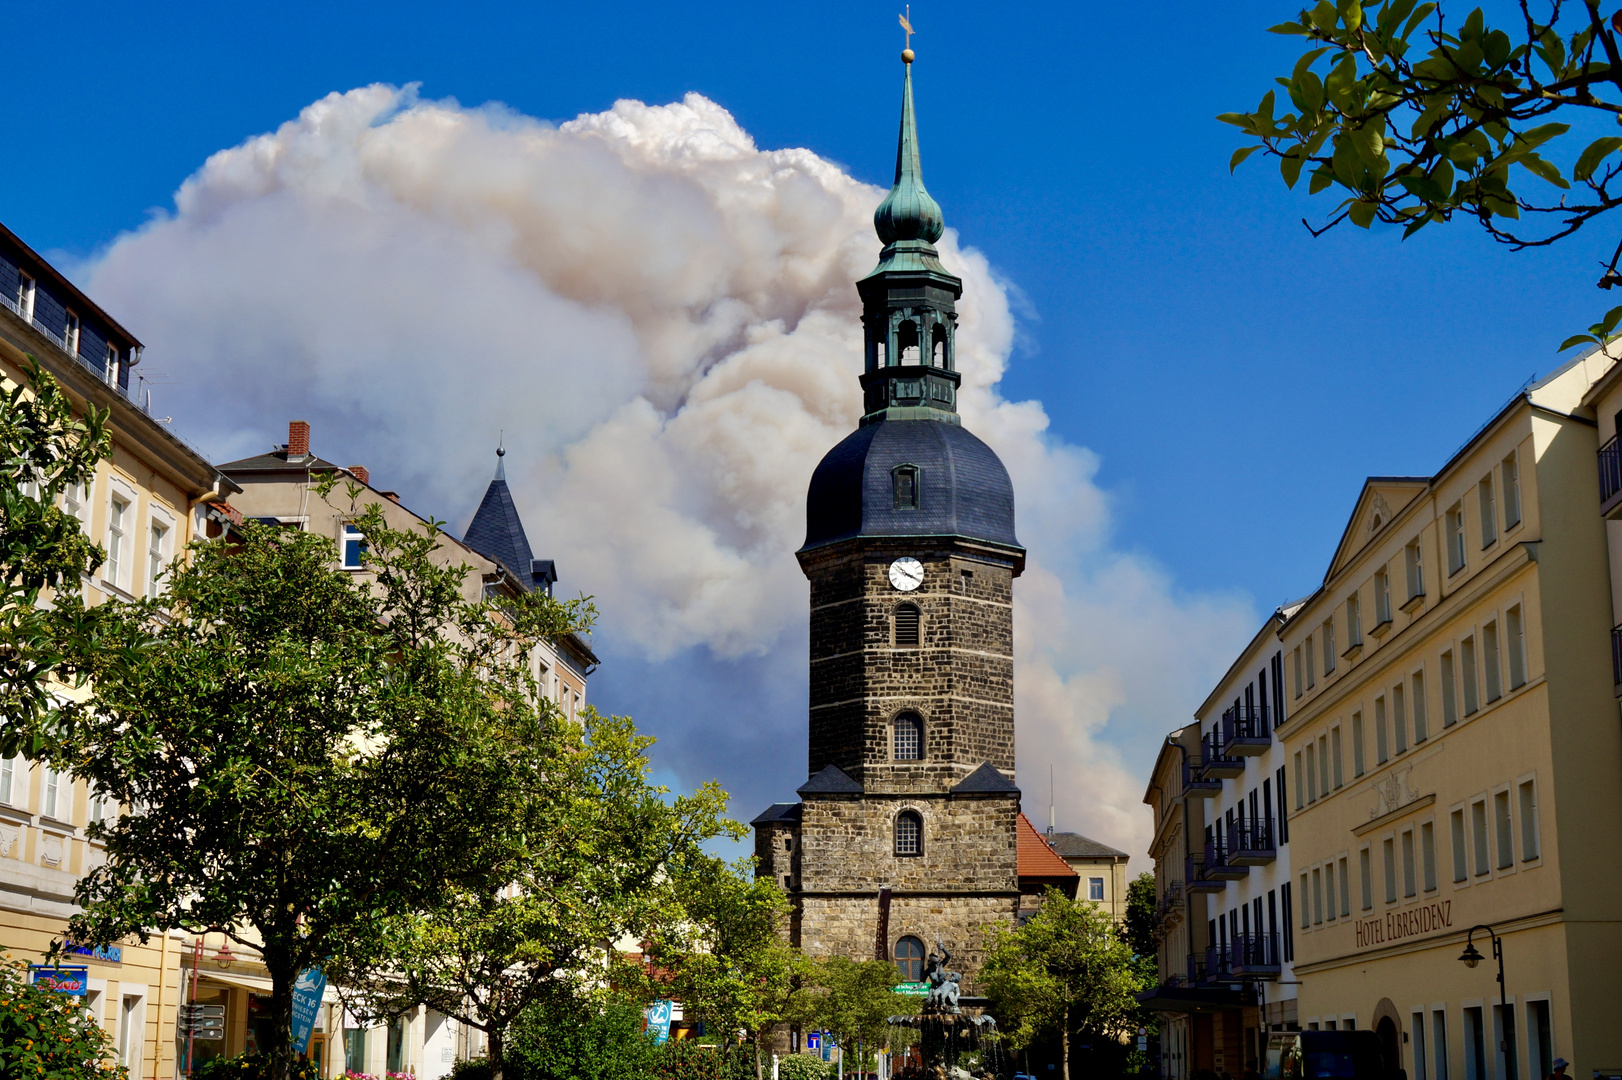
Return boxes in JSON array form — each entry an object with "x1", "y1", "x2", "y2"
[
  {"x1": 464, "y1": 447, "x2": 541, "y2": 590},
  {"x1": 873, "y1": 58, "x2": 944, "y2": 248}
]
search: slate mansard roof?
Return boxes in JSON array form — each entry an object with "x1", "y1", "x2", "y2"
[
  {"x1": 801, "y1": 419, "x2": 1022, "y2": 556},
  {"x1": 1048, "y1": 831, "x2": 1129, "y2": 860}
]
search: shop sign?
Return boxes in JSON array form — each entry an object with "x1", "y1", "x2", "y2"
[
  {"x1": 290, "y1": 967, "x2": 327, "y2": 1053},
  {"x1": 63, "y1": 941, "x2": 122, "y2": 964},
  {"x1": 1355, "y1": 899, "x2": 1452, "y2": 948},
  {"x1": 895, "y1": 981, "x2": 928, "y2": 996},
  {"x1": 29, "y1": 964, "x2": 88, "y2": 995}
]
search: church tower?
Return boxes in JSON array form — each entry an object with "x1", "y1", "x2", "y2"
[{"x1": 753, "y1": 49, "x2": 1025, "y2": 990}]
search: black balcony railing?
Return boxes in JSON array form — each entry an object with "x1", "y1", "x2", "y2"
[
  {"x1": 1199, "y1": 733, "x2": 1245, "y2": 777},
  {"x1": 1202, "y1": 944, "x2": 1235, "y2": 984},
  {"x1": 1612, "y1": 624, "x2": 1622, "y2": 693},
  {"x1": 1219, "y1": 702, "x2": 1270, "y2": 755},
  {"x1": 1183, "y1": 761, "x2": 1221, "y2": 795},
  {"x1": 1227, "y1": 931, "x2": 1282, "y2": 976},
  {"x1": 1230, "y1": 817, "x2": 1276, "y2": 864},
  {"x1": 1601, "y1": 434, "x2": 1622, "y2": 513},
  {"x1": 1185, "y1": 952, "x2": 1206, "y2": 986}
]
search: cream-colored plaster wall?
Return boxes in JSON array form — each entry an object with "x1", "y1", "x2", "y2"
[{"x1": 1277, "y1": 395, "x2": 1621, "y2": 1077}]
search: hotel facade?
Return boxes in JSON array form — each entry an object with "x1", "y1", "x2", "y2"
[{"x1": 1277, "y1": 352, "x2": 1622, "y2": 1080}]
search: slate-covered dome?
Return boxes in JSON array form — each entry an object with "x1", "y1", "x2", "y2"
[{"x1": 801, "y1": 419, "x2": 1021, "y2": 552}]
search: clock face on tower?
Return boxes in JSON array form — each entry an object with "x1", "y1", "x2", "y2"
[{"x1": 888, "y1": 557, "x2": 924, "y2": 592}]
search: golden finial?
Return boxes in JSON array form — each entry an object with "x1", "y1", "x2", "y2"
[{"x1": 899, "y1": 6, "x2": 915, "y2": 63}]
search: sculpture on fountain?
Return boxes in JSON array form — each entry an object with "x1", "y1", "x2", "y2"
[{"x1": 923, "y1": 940, "x2": 962, "y2": 1015}]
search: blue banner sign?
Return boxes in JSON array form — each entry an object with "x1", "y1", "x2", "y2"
[
  {"x1": 290, "y1": 967, "x2": 327, "y2": 1053},
  {"x1": 644, "y1": 1000, "x2": 674, "y2": 1045},
  {"x1": 30, "y1": 965, "x2": 88, "y2": 995}
]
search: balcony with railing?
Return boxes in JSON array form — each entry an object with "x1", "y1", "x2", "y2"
[
  {"x1": 1155, "y1": 880, "x2": 1185, "y2": 932},
  {"x1": 1184, "y1": 852, "x2": 1225, "y2": 894},
  {"x1": 1229, "y1": 816, "x2": 1276, "y2": 866},
  {"x1": 1226, "y1": 931, "x2": 1282, "y2": 978},
  {"x1": 1601, "y1": 434, "x2": 1622, "y2": 518},
  {"x1": 1202, "y1": 833, "x2": 1247, "y2": 881},
  {"x1": 1201, "y1": 944, "x2": 1236, "y2": 985},
  {"x1": 1219, "y1": 702, "x2": 1270, "y2": 757},
  {"x1": 1199, "y1": 732, "x2": 1245, "y2": 780},
  {"x1": 1182, "y1": 760, "x2": 1221, "y2": 798}
]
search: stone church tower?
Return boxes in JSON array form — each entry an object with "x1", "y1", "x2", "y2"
[{"x1": 752, "y1": 51, "x2": 1026, "y2": 991}]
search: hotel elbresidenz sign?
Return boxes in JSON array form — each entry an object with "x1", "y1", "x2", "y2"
[{"x1": 1356, "y1": 900, "x2": 1453, "y2": 948}]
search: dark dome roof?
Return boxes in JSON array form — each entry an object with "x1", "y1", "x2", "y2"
[{"x1": 802, "y1": 420, "x2": 1021, "y2": 553}]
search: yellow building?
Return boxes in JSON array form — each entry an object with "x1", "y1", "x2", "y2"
[
  {"x1": 1277, "y1": 352, "x2": 1622, "y2": 1080},
  {"x1": 0, "y1": 222, "x2": 238, "y2": 1079},
  {"x1": 1048, "y1": 831, "x2": 1131, "y2": 920}
]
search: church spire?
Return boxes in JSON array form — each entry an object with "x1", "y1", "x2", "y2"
[
  {"x1": 856, "y1": 50, "x2": 964, "y2": 426},
  {"x1": 873, "y1": 59, "x2": 944, "y2": 247}
]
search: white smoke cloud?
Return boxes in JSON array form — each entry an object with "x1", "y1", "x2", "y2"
[{"x1": 85, "y1": 83, "x2": 1256, "y2": 863}]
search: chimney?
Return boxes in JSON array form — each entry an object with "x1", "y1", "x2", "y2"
[
  {"x1": 349, "y1": 466, "x2": 370, "y2": 486},
  {"x1": 287, "y1": 421, "x2": 310, "y2": 459},
  {"x1": 380, "y1": 491, "x2": 401, "y2": 503}
]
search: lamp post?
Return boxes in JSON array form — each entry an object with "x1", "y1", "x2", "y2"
[{"x1": 1459, "y1": 925, "x2": 1513, "y2": 1075}]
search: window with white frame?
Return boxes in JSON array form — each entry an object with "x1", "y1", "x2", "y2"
[
  {"x1": 1478, "y1": 475, "x2": 1497, "y2": 548},
  {"x1": 1299, "y1": 873, "x2": 1310, "y2": 928},
  {"x1": 1352, "y1": 711, "x2": 1366, "y2": 776},
  {"x1": 1294, "y1": 752, "x2": 1305, "y2": 809},
  {"x1": 1393, "y1": 683, "x2": 1408, "y2": 755},
  {"x1": 1462, "y1": 636, "x2": 1480, "y2": 715},
  {"x1": 1347, "y1": 592, "x2": 1362, "y2": 647},
  {"x1": 1519, "y1": 779, "x2": 1539, "y2": 860},
  {"x1": 1405, "y1": 540, "x2": 1425, "y2": 600},
  {"x1": 1472, "y1": 798, "x2": 1490, "y2": 876},
  {"x1": 104, "y1": 343, "x2": 120, "y2": 385},
  {"x1": 1088, "y1": 877, "x2": 1105, "y2": 902},
  {"x1": 1293, "y1": 647, "x2": 1304, "y2": 698},
  {"x1": 62, "y1": 481, "x2": 90, "y2": 526},
  {"x1": 1412, "y1": 669, "x2": 1429, "y2": 742},
  {"x1": 146, "y1": 519, "x2": 170, "y2": 597},
  {"x1": 1312, "y1": 868, "x2": 1323, "y2": 924},
  {"x1": 1331, "y1": 726, "x2": 1343, "y2": 788},
  {"x1": 1306, "y1": 634, "x2": 1316, "y2": 688},
  {"x1": 1338, "y1": 855, "x2": 1350, "y2": 915},
  {"x1": 1383, "y1": 837, "x2": 1398, "y2": 903},
  {"x1": 341, "y1": 523, "x2": 366, "y2": 569},
  {"x1": 1445, "y1": 504, "x2": 1466, "y2": 575},
  {"x1": 1375, "y1": 567, "x2": 1392, "y2": 624},
  {"x1": 64, "y1": 310, "x2": 80, "y2": 356},
  {"x1": 1451, "y1": 808, "x2": 1468, "y2": 883},
  {"x1": 1324, "y1": 862, "x2": 1336, "y2": 921},
  {"x1": 1305, "y1": 744, "x2": 1317, "y2": 803},
  {"x1": 1318, "y1": 734, "x2": 1330, "y2": 797},
  {"x1": 1441, "y1": 650, "x2": 1459, "y2": 726},
  {"x1": 1401, "y1": 829, "x2": 1417, "y2": 897},
  {"x1": 1506, "y1": 605, "x2": 1527, "y2": 689},
  {"x1": 1502, "y1": 453, "x2": 1521, "y2": 529},
  {"x1": 1421, "y1": 820, "x2": 1438, "y2": 891},
  {"x1": 1483, "y1": 620, "x2": 1502, "y2": 703},
  {"x1": 1494, "y1": 789, "x2": 1514, "y2": 869},
  {"x1": 0, "y1": 755, "x2": 13, "y2": 805},
  {"x1": 89, "y1": 785, "x2": 110, "y2": 828},
  {"x1": 1375, "y1": 695, "x2": 1389, "y2": 764},
  {"x1": 106, "y1": 495, "x2": 130, "y2": 590},
  {"x1": 15, "y1": 272, "x2": 35, "y2": 320},
  {"x1": 41, "y1": 765, "x2": 60, "y2": 820},
  {"x1": 1323, "y1": 620, "x2": 1336, "y2": 674}
]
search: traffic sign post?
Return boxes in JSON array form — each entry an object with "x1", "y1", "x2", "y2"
[{"x1": 178, "y1": 1003, "x2": 226, "y2": 1040}]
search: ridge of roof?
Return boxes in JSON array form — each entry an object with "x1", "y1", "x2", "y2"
[
  {"x1": 797, "y1": 764, "x2": 864, "y2": 795},
  {"x1": 1017, "y1": 813, "x2": 1079, "y2": 880},
  {"x1": 951, "y1": 762, "x2": 1020, "y2": 794},
  {"x1": 1048, "y1": 830, "x2": 1129, "y2": 859}
]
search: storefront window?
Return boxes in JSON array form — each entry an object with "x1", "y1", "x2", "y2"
[
  {"x1": 387, "y1": 1016, "x2": 406, "y2": 1072},
  {"x1": 346, "y1": 1028, "x2": 366, "y2": 1072}
]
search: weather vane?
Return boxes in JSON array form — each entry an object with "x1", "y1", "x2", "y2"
[{"x1": 899, "y1": 6, "x2": 915, "y2": 63}]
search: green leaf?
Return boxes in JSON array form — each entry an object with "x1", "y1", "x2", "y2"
[
  {"x1": 1281, "y1": 147, "x2": 1307, "y2": 187},
  {"x1": 1403, "y1": 2, "x2": 1437, "y2": 39},
  {"x1": 1518, "y1": 153, "x2": 1569, "y2": 189},
  {"x1": 1293, "y1": 47, "x2": 1331, "y2": 83},
  {"x1": 1269, "y1": 21, "x2": 1310, "y2": 35},
  {"x1": 1309, "y1": 168, "x2": 1336, "y2": 194},
  {"x1": 1601, "y1": 305, "x2": 1622, "y2": 335},
  {"x1": 1231, "y1": 145, "x2": 1263, "y2": 173},
  {"x1": 1217, "y1": 112, "x2": 1256, "y2": 131},
  {"x1": 1311, "y1": 0, "x2": 1339, "y2": 32},
  {"x1": 1348, "y1": 200, "x2": 1378, "y2": 227},
  {"x1": 1342, "y1": 0, "x2": 1364, "y2": 31},
  {"x1": 1516, "y1": 123, "x2": 1570, "y2": 150},
  {"x1": 1559, "y1": 334, "x2": 1597, "y2": 352},
  {"x1": 1574, "y1": 137, "x2": 1622, "y2": 181}
]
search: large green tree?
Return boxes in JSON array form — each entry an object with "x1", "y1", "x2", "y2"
[
  {"x1": 980, "y1": 889, "x2": 1146, "y2": 1079},
  {"x1": 797, "y1": 957, "x2": 914, "y2": 1076},
  {"x1": 1221, "y1": 0, "x2": 1622, "y2": 349},
  {"x1": 333, "y1": 709, "x2": 732, "y2": 1080},
  {"x1": 651, "y1": 856, "x2": 810, "y2": 1080},
  {"x1": 53, "y1": 493, "x2": 590, "y2": 1080},
  {"x1": 0, "y1": 359, "x2": 108, "y2": 754}
]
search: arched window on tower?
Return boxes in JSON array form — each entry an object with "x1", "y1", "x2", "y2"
[
  {"x1": 931, "y1": 323, "x2": 949, "y2": 367},
  {"x1": 897, "y1": 319, "x2": 920, "y2": 363},
  {"x1": 893, "y1": 712, "x2": 923, "y2": 760},
  {"x1": 894, "y1": 603, "x2": 920, "y2": 648},
  {"x1": 894, "y1": 935, "x2": 925, "y2": 982},
  {"x1": 895, "y1": 810, "x2": 923, "y2": 856}
]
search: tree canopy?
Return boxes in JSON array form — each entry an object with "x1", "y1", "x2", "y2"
[
  {"x1": 54, "y1": 492, "x2": 591, "y2": 1080},
  {"x1": 1221, "y1": 0, "x2": 1622, "y2": 348}
]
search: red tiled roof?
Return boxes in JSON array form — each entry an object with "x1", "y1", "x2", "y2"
[{"x1": 1017, "y1": 812, "x2": 1079, "y2": 881}]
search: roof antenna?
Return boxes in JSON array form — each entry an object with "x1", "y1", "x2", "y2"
[{"x1": 1048, "y1": 764, "x2": 1054, "y2": 840}]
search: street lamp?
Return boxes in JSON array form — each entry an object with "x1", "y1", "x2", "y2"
[{"x1": 1458, "y1": 926, "x2": 1511, "y2": 1067}]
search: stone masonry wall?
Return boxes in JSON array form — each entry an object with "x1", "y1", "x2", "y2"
[
  {"x1": 798, "y1": 892, "x2": 1018, "y2": 995},
  {"x1": 799, "y1": 793, "x2": 1018, "y2": 893}
]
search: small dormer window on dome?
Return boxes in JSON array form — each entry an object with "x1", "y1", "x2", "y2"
[{"x1": 893, "y1": 464, "x2": 920, "y2": 509}]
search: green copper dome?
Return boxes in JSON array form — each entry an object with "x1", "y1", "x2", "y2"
[{"x1": 873, "y1": 62, "x2": 944, "y2": 245}]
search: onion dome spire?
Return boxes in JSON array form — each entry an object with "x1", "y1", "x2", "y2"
[{"x1": 873, "y1": 58, "x2": 945, "y2": 246}]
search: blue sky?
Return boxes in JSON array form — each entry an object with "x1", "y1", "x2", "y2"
[{"x1": 3, "y1": 0, "x2": 1603, "y2": 852}]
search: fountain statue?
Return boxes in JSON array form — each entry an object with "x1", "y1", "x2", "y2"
[
  {"x1": 887, "y1": 938, "x2": 1003, "y2": 1079},
  {"x1": 923, "y1": 941, "x2": 962, "y2": 1014}
]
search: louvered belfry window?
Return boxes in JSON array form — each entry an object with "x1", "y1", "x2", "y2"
[
  {"x1": 895, "y1": 603, "x2": 920, "y2": 647},
  {"x1": 893, "y1": 713, "x2": 923, "y2": 760},
  {"x1": 895, "y1": 811, "x2": 923, "y2": 856}
]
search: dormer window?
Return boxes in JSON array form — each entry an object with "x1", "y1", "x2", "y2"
[
  {"x1": 893, "y1": 464, "x2": 920, "y2": 509},
  {"x1": 14, "y1": 273, "x2": 34, "y2": 321},
  {"x1": 64, "y1": 311, "x2": 80, "y2": 356}
]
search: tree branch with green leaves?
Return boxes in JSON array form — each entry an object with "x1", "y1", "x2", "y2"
[{"x1": 1222, "y1": 0, "x2": 1622, "y2": 351}]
